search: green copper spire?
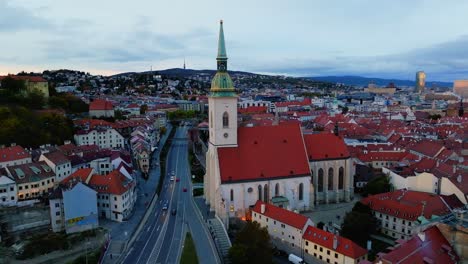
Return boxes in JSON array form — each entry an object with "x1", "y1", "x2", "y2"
[
  {"x1": 211, "y1": 20, "x2": 236, "y2": 97},
  {"x1": 217, "y1": 20, "x2": 227, "y2": 59}
]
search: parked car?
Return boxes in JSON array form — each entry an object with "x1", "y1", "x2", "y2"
[
  {"x1": 162, "y1": 203, "x2": 168, "y2": 210},
  {"x1": 171, "y1": 209, "x2": 177, "y2": 215},
  {"x1": 176, "y1": 178, "x2": 180, "y2": 182},
  {"x1": 183, "y1": 188, "x2": 187, "y2": 192},
  {"x1": 170, "y1": 176, "x2": 175, "y2": 181}
]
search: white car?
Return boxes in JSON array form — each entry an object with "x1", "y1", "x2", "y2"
[{"x1": 170, "y1": 176, "x2": 175, "y2": 181}]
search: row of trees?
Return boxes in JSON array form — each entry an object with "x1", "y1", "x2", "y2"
[{"x1": 0, "y1": 106, "x2": 74, "y2": 148}]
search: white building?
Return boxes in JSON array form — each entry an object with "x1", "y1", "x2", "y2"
[
  {"x1": 0, "y1": 145, "x2": 32, "y2": 168},
  {"x1": 252, "y1": 201, "x2": 313, "y2": 249},
  {"x1": 89, "y1": 170, "x2": 136, "y2": 222},
  {"x1": 39, "y1": 151, "x2": 72, "y2": 183},
  {"x1": 0, "y1": 174, "x2": 17, "y2": 207},
  {"x1": 362, "y1": 190, "x2": 463, "y2": 240},
  {"x1": 74, "y1": 128, "x2": 125, "y2": 149}
]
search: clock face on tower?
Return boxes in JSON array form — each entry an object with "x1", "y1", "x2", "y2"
[{"x1": 223, "y1": 133, "x2": 228, "y2": 138}]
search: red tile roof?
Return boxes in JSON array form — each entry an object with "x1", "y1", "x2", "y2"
[
  {"x1": 303, "y1": 133, "x2": 350, "y2": 160},
  {"x1": 409, "y1": 140, "x2": 445, "y2": 158},
  {"x1": 61, "y1": 168, "x2": 94, "y2": 185},
  {"x1": 357, "y1": 151, "x2": 412, "y2": 163},
  {"x1": 303, "y1": 225, "x2": 367, "y2": 259},
  {"x1": 88, "y1": 170, "x2": 134, "y2": 195},
  {"x1": 379, "y1": 226, "x2": 458, "y2": 264},
  {"x1": 217, "y1": 124, "x2": 310, "y2": 183},
  {"x1": 238, "y1": 106, "x2": 268, "y2": 114},
  {"x1": 89, "y1": 99, "x2": 113, "y2": 111},
  {"x1": 361, "y1": 190, "x2": 461, "y2": 221},
  {"x1": 0, "y1": 145, "x2": 31, "y2": 163},
  {"x1": 252, "y1": 201, "x2": 310, "y2": 230},
  {"x1": 0, "y1": 75, "x2": 47, "y2": 82},
  {"x1": 42, "y1": 151, "x2": 70, "y2": 165}
]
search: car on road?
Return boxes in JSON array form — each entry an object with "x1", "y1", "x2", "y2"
[
  {"x1": 171, "y1": 209, "x2": 177, "y2": 215},
  {"x1": 170, "y1": 176, "x2": 175, "y2": 181},
  {"x1": 176, "y1": 178, "x2": 180, "y2": 182},
  {"x1": 171, "y1": 171, "x2": 175, "y2": 176},
  {"x1": 162, "y1": 203, "x2": 168, "y2": 210},
  {"x1": 183, "y1": 188, "x2": 187, "y2": 192}
]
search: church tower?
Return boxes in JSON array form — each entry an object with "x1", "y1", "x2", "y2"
[
  {"x1": 205, "y1": 20, "x2": 238, "y2": 210},
  {"x1": 208, "y1": 20, "x2": 238, "y2": 147}
]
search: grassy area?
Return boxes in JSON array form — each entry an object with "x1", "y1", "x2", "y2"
[
  {"x1": 157, "y1": 126, "x2": 177, "y2": 195},
  {"x1": 180, "y1": 232, "x2": 199, "y2": 264}
]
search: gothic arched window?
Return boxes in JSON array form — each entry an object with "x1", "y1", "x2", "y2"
[
  {"x1": 264, "y1": 184, "x2": 269, "y2": 202},
  {"x1": 258, "y1": 185, "x2": 262, "y2": 202},
  {"x1": 275, "y1": 183, "x2": 279, "y2": 196},
  {"x1": 328, "y1": 168, "x2": 334, "y2": 191},
  {"x1": 318, "y1": 169, "x2": 324, "y2": 192},
  {"x1": 222, "y1": 112, "x2": 229, "y2": 128},
  {"x1": 230, "y1": 189, "x2": 234, "y2": 202},
  {"x1": 299, "y1": 183, "x2": 304, "y2": 201},
  {"x1": 339, "y1": 167, "x2": 344, "y2": 190}
]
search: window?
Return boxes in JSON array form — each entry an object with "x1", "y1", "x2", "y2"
[
  {"x1": 230, "y1": 189, "x2": 234, "y2": 202},
  {"x1": 264, "y1": 184, "x2": 269, "y2": 202},
  {"x1": 393, "y1": 218, "x2": 396, "y2": 222},
  {"x1": 210, "y1": 112, "x2": 213, "y2": 128},
  {"x1": 338, "y1": 167, "x2": 344, "y2": 190},
  {"x1": 275, "y1": 183, "x2": 279, "y2": 196},
  {"x1": 318, "y1": 169, "x2": 324, "y2": 192},
  {"x1": 327, "y1": 250, "x2": 330, "y2": 255},
  {"x1": 298, "y1": 183, "x2": 304, "y2": 201},
  {"x1": 10, "y1": 186, "x2": 13, "y2": 192},
  {"x1": 314, "y1": 245, "x2": 317, "y2": 250},
  {"x1": 222, "y1": 112, "x2": 229, "y2": 128},
  {"x1": 114, "y1": 205, "x2": 117, "y2": 209},
  {"x1": 320, "y1": 247, "x2": 323, "y2": 252},
  {"x1": 306, "y1": 241, "x2": 309, "y2": 246},
  {"x1": 55, "y1": 211, "x2": 60, "y2": 216},
  {"x1": 55, "y1": 203, "x2": 60, "y2": 208},
  {"x1": 258, "y1": 185, "x2": 262, "y2": 201},
  {"x1": 114, "y1": 197, "x2": 117, "y2": 201},
  {"x1": 19, "y1": 186, "x2": 22, "y2": 190},
  {"x1": 328, "y1": 168, "x2": 334, "y2": 190},
  {"x1": 335, "y1": 253, "x2": 338, "y2": 258}
]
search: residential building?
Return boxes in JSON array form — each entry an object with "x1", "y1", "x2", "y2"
[
  {"x1": 0, "y1": 171, "x2": 17, "y2": 207},
  {"x1": 303, "y1": 225, "x2": 367, "y2": 264},
  {"x1": 252, "y1": 201, "x2": 313, "y2": 250},
  {"x1": 89, "y1": 170, "x2": 136, "y2": 222},
  {"x1": 7, "y1": 161, "x2": 56, "y2": 200},
  {"x1": 50, "y1": 168, "x2": 98, "y2": 233},
  {"x1": 361, "y1": 190, "x2": 464, "y2": 239},
  {"x1": 74, "y1": 128, "x2": 125, "y2": 149},
  {"x1": 89, "y1": 99, "x2": 114, "y2": 118},
  {"x1": 376, "y1": 226, "x2": 458, "y2": 264},
  {"x1": 0, "y1": 145, "x2": 32, "y2": 168},
  {"x1": 39, "y1": 151, "x2": 72, "y2": 183}
]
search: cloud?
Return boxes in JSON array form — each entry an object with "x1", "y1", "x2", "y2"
[
  {"x1": 254, "y1": 35, "x2": 468, "y2": 81},
  {"x1": 0, "y1": 1, "x2": 51, "y2": 32}
]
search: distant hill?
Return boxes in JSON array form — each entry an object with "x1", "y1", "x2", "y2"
[
  {"x1": 112, "y1": 68, "x2": 257, "y2": 78},
  {"x1": 308, "y1": 75, "x2": 453, "y2": 88}
]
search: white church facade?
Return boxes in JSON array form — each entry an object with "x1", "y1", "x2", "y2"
[{"x1": 204, "y1": 21, "x2": 354, "y2": 228}]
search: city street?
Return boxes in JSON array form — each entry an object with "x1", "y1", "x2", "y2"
[{"x1": 122, "y1": 125, "x2": 219, "y2": 264}]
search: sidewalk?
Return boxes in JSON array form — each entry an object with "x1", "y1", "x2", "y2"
[{"x1": 101, "y1": 124, "x2": 172, "y2": 264}]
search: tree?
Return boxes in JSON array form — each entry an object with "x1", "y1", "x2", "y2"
[
  {"x1": 341, "y1": 202, "x2": 377, "y2": 247},
  {"x1": 228, "y1": 221, "x2": 272, "y2": 264},
  {"x1": 0, "y1": 76, "x2": 26, "y2": 95},
  {"x1": 159, "y1": 126, "x2": 167, "y2": 135},
  {"x1": 317, "y1": 221, "x2": 325, "y2": 230},
  {"x1": 115, "y1": 110, "x2": 127, "y2": 120},
  {"x1": 140, "y1": 104, "x2": 148, "y2": 115},
  {"x1": 363, "y1": 175, "x2": 392, "y2": 197}
]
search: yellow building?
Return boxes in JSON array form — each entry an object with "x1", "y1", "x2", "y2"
[{"x1": 0, "y1": 75, "x2": 49, "y2": 98}]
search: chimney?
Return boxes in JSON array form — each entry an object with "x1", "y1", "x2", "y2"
[
  {"x1": 453, "y1": 166, "x2": 457, "y2": 174},
  {"x1": 418, "y1": 232, "x2": 426, "y2": 242},
  {"x1": 333, "y1": 235, "x2": 338, "y2": 250},
  {"x1": 261, "y1": 203, "x2": 266, "y2": 214},
  {"x1": 457, "y1": 175, "x2": 462, "y2": 183},
  {"x1": 10, "y1": 143, "x2": 16, "y2": 147}
]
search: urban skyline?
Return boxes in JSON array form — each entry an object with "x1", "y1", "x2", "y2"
[{"x1": 1, "y1": 0, "x2": 468, "y2": 81}]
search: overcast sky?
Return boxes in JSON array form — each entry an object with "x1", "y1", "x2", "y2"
[{"x1": 1, "y1": 0, "x2": 468, "y2": 81}]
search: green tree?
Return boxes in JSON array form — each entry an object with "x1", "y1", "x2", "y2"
[
  {"x1": 363, "y1": 175, "x2": 392, "y2": 197},
  {"x1": 228, "y1": 221, "x2": 272, "y2": 264},
  {"x1": 159, "y1": 126, "x2": 167, "y2": 135},
  {"x1": 341, "y1": 202, "x2": 378, "y2": 247},
  {"x1": 115, "y1": 110, "x2": 127, "y2": 120},
  {"x1": 0, "y1": 76, "x2": 26, "y2": 95},
  {"x1": 140, "y1": 104, "x2": 148, "y2": 115}
]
